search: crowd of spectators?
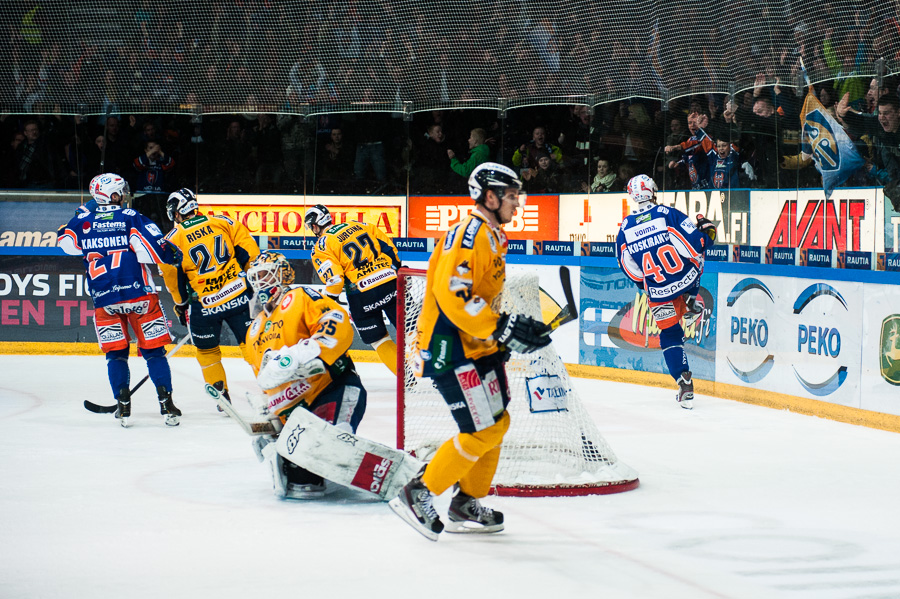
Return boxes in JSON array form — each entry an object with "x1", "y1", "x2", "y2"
[{"x1": 2, "y1": 72, "x2": 900, "y2": 213}]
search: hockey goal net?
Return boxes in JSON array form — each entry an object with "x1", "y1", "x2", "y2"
[{"x1": 396, "y1": 267, "x2": 639, "y2": 497}]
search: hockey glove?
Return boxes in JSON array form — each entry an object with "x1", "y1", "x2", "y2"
[
  {"x1": 173, "y1": 302, "x2": 188, "y2": 327},
  {"x1": 494, "y1": 313, "x2": 553, "y2": 354},
  {"x1": 257, "y1": 339, "x2": 327, "y2": 390},
  {"x1": 695, "y1": 214, "x2": 717, "y2": 245}
]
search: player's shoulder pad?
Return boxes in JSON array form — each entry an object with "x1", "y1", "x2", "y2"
[
  {"x1": 213, "y1": 214, "x2": 235, "y2": 225},
  {"x1": 301, "y1": 286, "x2": 323, "y2": 301},
  {"x1": 459, "y1": 216, "x2": 483, "y2": 250}
]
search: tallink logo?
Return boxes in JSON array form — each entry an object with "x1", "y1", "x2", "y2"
[{"x1": 726, "y1": 278, "x2": 774, "y2": 383}]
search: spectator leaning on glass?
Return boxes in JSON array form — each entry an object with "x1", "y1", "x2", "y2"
[{"x1": 838, "y1": 92, "x2": 900, "y2": 209}]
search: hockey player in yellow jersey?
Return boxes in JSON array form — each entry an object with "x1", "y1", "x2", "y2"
[
  {"x1": 159, "y1": 189, "x2": 260, "y2": 408},
  {"x1": 305, "y1": 205, "x2": 402, "y2": 375},
  {"x1": 244, "y1": 251, "x2": 367, "y2": 499},
  {"x1": 389, "y1": 163, "x2": 552, "y2": 541}
]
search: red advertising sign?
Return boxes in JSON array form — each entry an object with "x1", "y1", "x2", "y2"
[{"x1": 408, "y1": 195, "x2": 559, "y2": 240}]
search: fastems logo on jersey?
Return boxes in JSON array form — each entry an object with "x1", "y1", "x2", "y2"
[
  {"x1": 792, "y1": 283, "x2": 848, "y2": 395},
  {"x1": 724, "y1": 278, "x2": 775, "y2": 383},
  {"x1": 605, "y1": 287, "x2": 714, "y2": 351}
]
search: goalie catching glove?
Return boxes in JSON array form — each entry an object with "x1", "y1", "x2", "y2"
[
  {"x1": 695, "y1": 214, "x2": 717, "y2": 245},
  {"x1": 494, "y1": 313, "x2": 553, "y2": 354},
  {"x1": 257, "y1": 339, "x2": 327, "y2": 390}
]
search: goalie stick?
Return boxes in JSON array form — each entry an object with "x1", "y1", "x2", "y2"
[
  {"x1": 544, "y1": 266, "x2": 578, "y2": 333},
  {"x1": 205, "y1": 383, "x2": 281, "y2": 435},
  {"x1": 83, "y1": 334, "x2": 193, "y2": 414}
]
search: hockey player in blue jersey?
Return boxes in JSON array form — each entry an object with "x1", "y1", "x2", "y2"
[
  {"x1": 616, "y1": 174, "x2": 717, "y2": 409},
  {"x1": 58, "y1": 173, "x2": 182, "y2": 427}
]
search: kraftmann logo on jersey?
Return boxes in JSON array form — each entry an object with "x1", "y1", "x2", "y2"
[{"x1": 880, "y1": 315, "x2": 900, "y2": 386}]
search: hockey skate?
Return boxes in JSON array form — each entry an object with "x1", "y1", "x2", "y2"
[
  {"x1": 157, "y1": 386, "x2": 182, "y2": 426},
  {"x1": 683, "y1": 294, "x2": 703, "y2": 327},
  {"x1": 284, "y1": 461, "x2": 326, "y2": 499},
  {"x1": 389, "y1": 471, "x2": 444, "y2": 541},
  {"x1": 213, "y1": 381, "x2": 231, "y2": 414},
  {"x1": 114, "y1": 388, "x2": 131, "y2": 428},
  {"x1": 446, "y1": 486, "x2": 504, "y2": 534},
  {"x1": 676, "y1": 371, "x2": 694, "y2": 410}
]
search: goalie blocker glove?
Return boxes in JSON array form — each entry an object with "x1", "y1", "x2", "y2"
[
  {"x1": 494, "y1": 313, "x2": 552, "y2": 354},
  {"x1": 695, "y1": 214, "x2": 717, "y2": 245}
]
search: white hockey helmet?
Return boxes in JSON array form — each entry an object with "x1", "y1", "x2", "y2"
[
  {"x1": 468, "y1": 162, "x2": 522, "y2": 204},
  {"x1": 90, "y1": 173, "x2": 130, "y2": 205},
  {"x1": 246, "y1": 251, "x2": 296, "y2": 305},
  {"x1": 167, "y1": 188, "x2": 199, "y2": 222},
  {"x1": 304, "y1": 204, "x2": 332, "y2": 233},
  {"x1": 626, "y1": 174, "x2": 658, "y2": 207}
]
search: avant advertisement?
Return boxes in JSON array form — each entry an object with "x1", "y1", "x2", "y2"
[
  {"x1": 750, "y1": 189, "x2": 876, "y2": 251},
  {"x1": 579, "y1": 266, "x2": 718, "y2": 381},
  {"x1": 716, "y1": 273, "x2": 863, "y2": 407},
  {"x1": 407, "y1": 195, "x2": 559, "y2": 240}
]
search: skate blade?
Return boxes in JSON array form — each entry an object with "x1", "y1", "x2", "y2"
[
  {"x1": 679, "y1": 398, "x2": 694, "y2": 410},
  {"x1": 119, "y1": 417, "x2": 131, "y2": 428},
  {"x1": 388, "y1": 497, "x2": 441, "y2": 542},
  {"x1": 444, "y1": 520, "x2": 504, "y2": 534},
  {"x1": 164, "y1": 414, "x2": 181, "y2": 427},
  {"x1": 284, "y1": 486, "x2": 325, "y2": 500}
]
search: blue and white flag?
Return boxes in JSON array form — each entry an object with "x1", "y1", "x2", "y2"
[{"x1": 801, "y1": 88, "x2": 865, "y2": 199}]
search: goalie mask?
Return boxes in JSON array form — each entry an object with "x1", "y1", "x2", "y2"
[
  {"x1": 304, "y1": 204, "x2": 332, "y2": 235},
  {"x1": 90, "y1": 173, "x2": 130, "y2": 205},
  {"x1": 166, "y1": 188, "x2": 199, "y2": 222},
  {"x1": 626, "y1": 174, "x2": 658, "y2": 209},
  {"x1": 246, "y1": 251, "x2": 295, "y2": 305}
]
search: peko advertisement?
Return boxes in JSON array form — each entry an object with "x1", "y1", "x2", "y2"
[
  {"x1": 716, "y1": 273, "x2": 863, "y2": 408},
  {"x1": 579, "y1": 266, "x2": 718, "y2": 381}
]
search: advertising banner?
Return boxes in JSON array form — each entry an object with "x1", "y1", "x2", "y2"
[
  {"x1": 408, "y1": 195, "x2": 559, "y2": 240},
  {"x1": 859, "y1": 283, "x2": 900, "y2": 416},
  {"x1": 0, "y1": 200, "x2": 83, "y2": 247},
  {"x1": 579, "y1": 266, "x2": 718, "y2": 381},
  {"x1": 559, "y1": 190, "x2": 751, "y2": 246},
  {"x1": 750, "y1": 189, "x2": 876, "y2": 251},
  {"x1": 202, "y1": 203, "x2": 404, "y2": 238},
  {"x1": 716, "y1": 273, "x2": 863, "y2": 407},
  {"x1": 884, "y1": 192, "x2": 900, "y2": 253}
]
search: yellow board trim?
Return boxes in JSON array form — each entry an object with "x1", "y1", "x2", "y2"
[{"x1": 3, "y1": 342, "x2": 898, "y2": 434}]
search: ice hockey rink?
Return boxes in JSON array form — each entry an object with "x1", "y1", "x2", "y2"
[{"x1": 1, "y1": 355, "x2": 899, "y2": 599}]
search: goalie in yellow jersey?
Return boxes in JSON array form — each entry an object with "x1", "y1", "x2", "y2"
[
  {"x1": 389, "y1": 163, "x2": 552, "y2": 541},
  {"x1": 304, "y1": 205, "x2": 402, "y2": 375},
  {"x1": 160, "y1": 189, "x2": 260, "y2": 409},
  {"x1": 244, "y1": 251, "x2": 368, "y2": 499}
]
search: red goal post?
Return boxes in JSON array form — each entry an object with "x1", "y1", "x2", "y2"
[{"x1": 395, "y1": 267, "x2": 639, "y2": 497}]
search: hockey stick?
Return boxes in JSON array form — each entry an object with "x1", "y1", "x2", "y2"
[
  {"x1": 83, "y1": 334, "x2": 193, "y2": 414},
  {"x1": 544, "y1": 266, "x2": 578, "y2": 333},
  {"x1": 205, "y1": 384, "x2": 280, "y2": 436}
]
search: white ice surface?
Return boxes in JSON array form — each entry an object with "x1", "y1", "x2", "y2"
[{"x1": 1, "y1": 356, "x2": 899, "y2": 599}]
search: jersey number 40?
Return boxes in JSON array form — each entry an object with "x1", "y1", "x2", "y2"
[{"x1": 642, "y1": 245, "x2": 685, "y2": 283}]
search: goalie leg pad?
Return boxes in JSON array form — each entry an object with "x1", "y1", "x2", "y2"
[
  {"x1": 275, "y1": 407, "x2": 423, "y2": 500},
  {"x1": 422, "y1": 412, "x2": 510, "y2": 496},
  {"x1": 307, "y1": 371, "x2": 367, "y2": 432}
]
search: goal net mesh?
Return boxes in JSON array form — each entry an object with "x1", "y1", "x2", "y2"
[
  {"x1": 397, "y1": 268, "x2": 639, "y2": 496},
  {"x1": 4, "y1": 0, "x2": 898, "y2": 115}
]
